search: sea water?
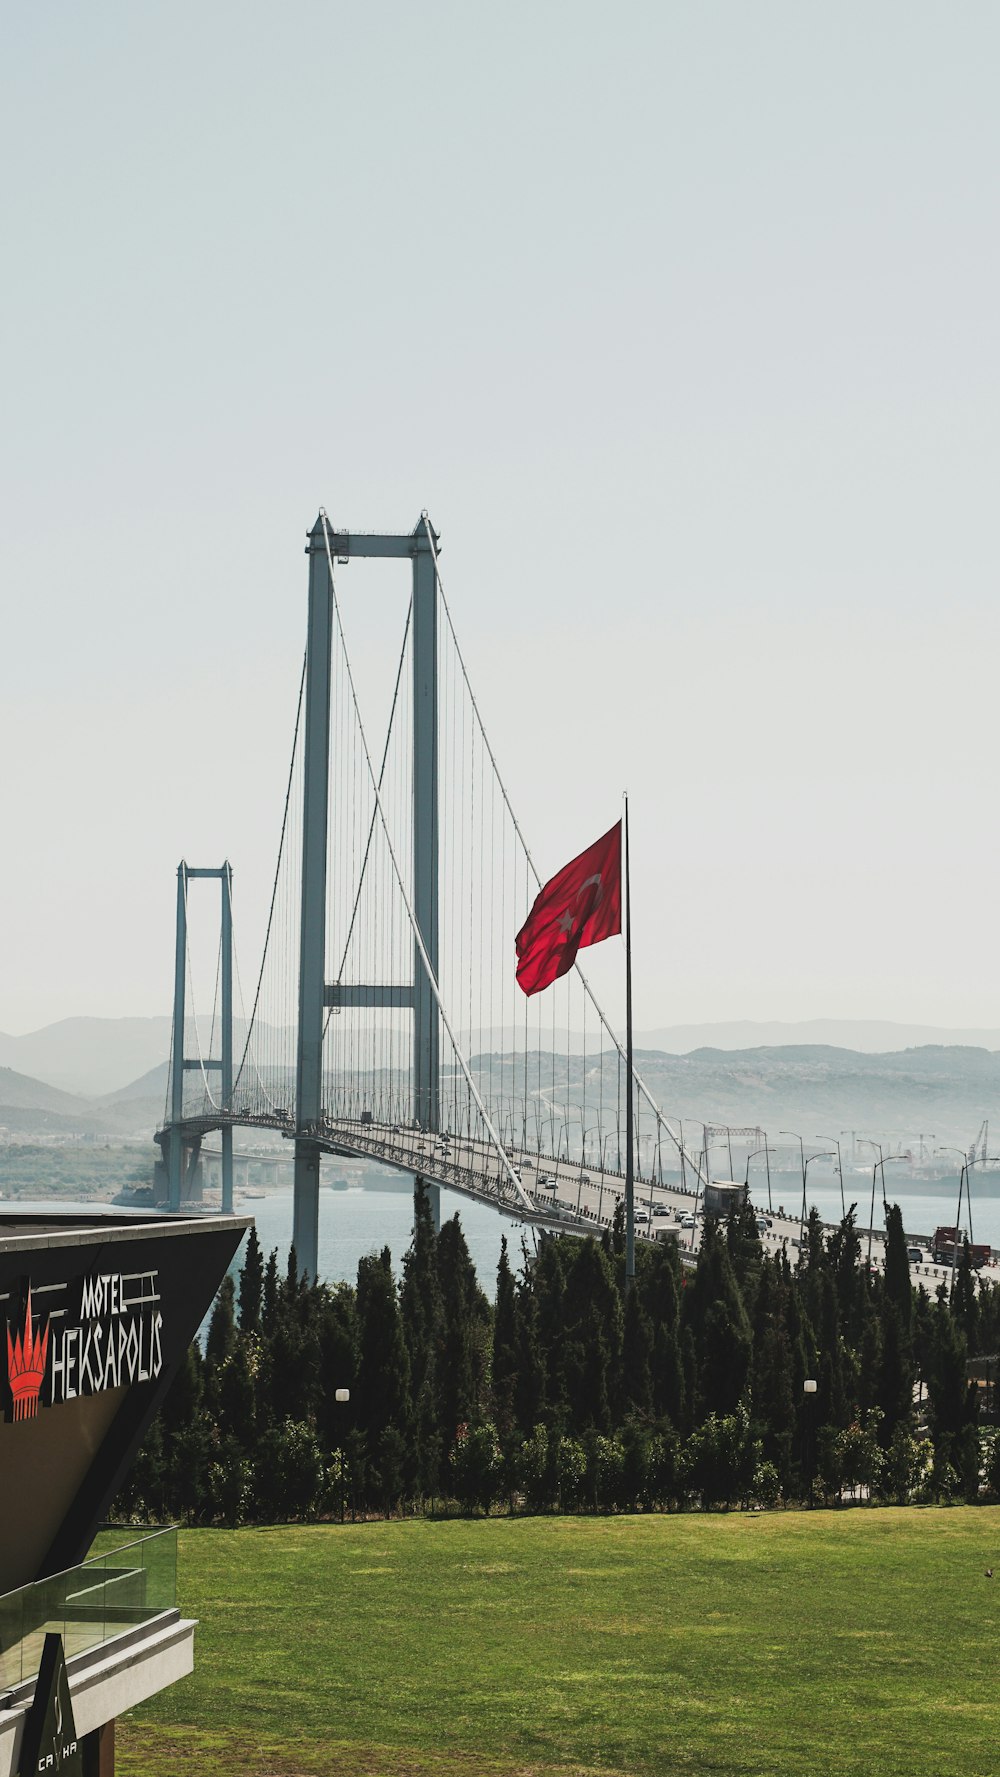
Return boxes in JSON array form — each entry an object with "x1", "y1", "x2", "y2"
[{"x1": 233, "y1": 1183, "x2": 523, "y2": 1289}]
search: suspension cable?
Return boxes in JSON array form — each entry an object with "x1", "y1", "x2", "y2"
[
  {"x1": 320, "y1": 514, "x2": 533, "y2": 1215},
  {"x1": 232, "y1": 652, "x2": 307, "y2": 1107},
  {"x1": 419, "y1": 515, "x2": 703, "y2": 1185}
]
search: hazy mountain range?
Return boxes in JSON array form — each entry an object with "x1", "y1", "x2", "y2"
[
  {"x1": 5, "y1": 1016, "x2": 1000, "y2": 1099},
  {"x1": 3, "y1": 1017, "x2": 1000, "y2": 1150}
]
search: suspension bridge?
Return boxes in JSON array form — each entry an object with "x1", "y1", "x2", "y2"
[{"x1": 155, "y1": 511, "x2": 708, "y2": 1281}]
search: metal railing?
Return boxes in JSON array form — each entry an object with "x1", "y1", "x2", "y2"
[{"x1": 0, "y1": 1526, "x2": 177, "y2": 1694}]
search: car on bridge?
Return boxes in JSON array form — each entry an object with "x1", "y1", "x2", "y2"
[{"x1": 538, "y1": 1175, "x2": 557, "y2": 1189}]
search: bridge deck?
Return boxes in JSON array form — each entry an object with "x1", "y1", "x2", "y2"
[{"x1": 165, "y1": 1113, "x2": 989, "y2": 1288}]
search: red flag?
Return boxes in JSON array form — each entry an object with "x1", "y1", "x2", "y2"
[{"x1": 515, "y1": 821, "x2": 622, "y2": 996}]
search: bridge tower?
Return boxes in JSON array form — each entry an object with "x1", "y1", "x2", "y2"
[
  {"x1": 164, "y1": 861, "x2": 234, "y2": 1213},
  {"x1": 293, "y1": 515, "x2": 441, "y2": 1280}
]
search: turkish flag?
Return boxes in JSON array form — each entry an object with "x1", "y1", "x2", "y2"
[{"x1": 515, "y1": 821, "x2": 622, "y2": 996}]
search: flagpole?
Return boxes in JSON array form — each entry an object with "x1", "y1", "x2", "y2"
[{"x1": 624, "y1": 794, "x2": 635, "y2": 1295}]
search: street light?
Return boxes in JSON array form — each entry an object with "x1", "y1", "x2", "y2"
[
  {"x1": 780, "y1": 1131, "x2": 807, "y2": 1242},
  {"x1": 800, "y1": 1152, "x2": 836, "y2": 1248},
  {"x1": 335, "y1": 1387, "x2": 350, "y2": 1523},
  {"x1": 935, "y1": 1147, "x2": 1000, "y2": 1290},
  {"x1": 745, "y1": 1143, "x2": 777, "y2": 1215},
  {"x1": 858, "y1": 1142, "x2": 907, "y2": 1268},
  {"x1": 817, "y1": 1134, "x2": 847, "y2": 1221}
]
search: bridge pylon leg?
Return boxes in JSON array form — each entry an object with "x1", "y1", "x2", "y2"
[
  {"x1": 293, "y1": 1142, "x2": 321, "y2": 1278},
  {"x1": 221, "y1": 1127, "x2": 234, "y2": 1215},
  {"x1": 292, "y1": 518, "x2": 334, "y2": 1284},
  {"x1": 221, "y1": 863, "x2": 234, "y2": 1215},
  {"x1": 412, "y1": 532, "x2": 440, "y2": 1137},
  {"x1": 168, "y1": 864, "x2": 188, "y2": 1213}
]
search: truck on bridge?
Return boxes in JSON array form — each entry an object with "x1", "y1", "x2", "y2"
[{"x1": 932, "y1": 1226, "x2": 991, "y2": 1269}]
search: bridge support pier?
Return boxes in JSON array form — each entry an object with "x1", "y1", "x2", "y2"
[{"x1": 293, "y1": 1141, "x2": 321, "y2": 1278}]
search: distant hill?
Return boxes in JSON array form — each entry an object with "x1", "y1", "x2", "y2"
[
  {"x1": 5, "y1": 1012, "x2": 1000, "y2": 1151},
  {"x1": 101, "y1": 1062, "x2": 169, "y2": 1105},
  {"x1": 0, "y1": 1066, "x2": 100, "y2": 1117},
  {"x1": 0, "y1": 1018, "x2": 172, "y2": 1096},
  {"x1": 625, "y1": 1044, "x2": 1000, "y2": 1148},
  {"x1": 0, "y1": 1016, "x2": 292, "y2": 1097},
  {"x1": 0, "y1": 1066, "x2": 160, "y2": 1140},
  {"x1": 636, "y1": 1020, "x2": 1000, "y2": 1054}
]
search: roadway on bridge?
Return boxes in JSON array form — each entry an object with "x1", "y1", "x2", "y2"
[{"x1": 310, "y1": 1118, "x2": 979, "y2": 1289}]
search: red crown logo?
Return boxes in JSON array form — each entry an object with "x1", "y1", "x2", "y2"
[{"x1": 7, "y1": 1287, "x2": 50, "y2": 1422}]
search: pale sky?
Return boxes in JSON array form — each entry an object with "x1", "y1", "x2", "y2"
[{"x1": 2, "y1": 3, "x2": 999, "y2": 1034}]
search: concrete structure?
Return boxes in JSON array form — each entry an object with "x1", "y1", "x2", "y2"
[{"x1": 294, "y1": 517, "x2": 443, "y2": 1277}]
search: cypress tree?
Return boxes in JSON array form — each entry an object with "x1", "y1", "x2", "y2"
[
  {"x1": 532, "y1": 1234, "x2": 571, "y2": 1419},
  {"x1": 642, "y1": 1242, "x2": 684, "y2": 1426},
  {"x1": 952, "y1": 1242, "x2": 980, "y2": 1354},
  {"x1": 492, "y1": 1236, "x2": 519, "y2": 1437},
  {"x1": 684, "y1": 1223, "x2": 752, "y2": 1419},
  {"x1": 876, "y1": 1301, "x2": 915, "y2": 1444},
  {"x1": 828, "y1": 1207, "x2": 865, "y2": 1344},
  {"x1": 238, "y1": 1226, "x2": 264, "y2": 1333},
  {"x1": 217, "y1": 1335, "x2": 257, "y2": 1450},
  {"x1": 356, "y1": 1249, "x2": 411, "y2": 1445},
  {"x1": 621, "y1": 1287, "x2": 654, "y2": 1420},
  {"x1": 205, "y1": 1274, "x2": 237, "y2": 1373},
  {"x1": 436, "y1": 1215, "x2": 490, "y2": 1440},
  {"x1": 400, "y1": 1181, "x2": 442, "y2": 1406},
  {"x1": 315, "y1": 1284, "x2": 359, "y2": 1453},
  {"x1": 262, "y1": 1247, "x2": 280, "y2": 1333},
  {"x1": 512, "y1": 1280, "x2": 546, "y2": 1435},
  {"x1": 561, "y1": 1238, "x2": 622, "y2": 1432},
  {"x1": 883, "y1": 1204, "x2": 912, "y2": 1330},
  {"x1": 926, "y1": 1293, "x2": 973, "y2": 1439}
]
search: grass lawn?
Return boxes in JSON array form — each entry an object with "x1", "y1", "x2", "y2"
[{"x1": 117, "y1": 1508, "x2": 1000, "y2": 1777}]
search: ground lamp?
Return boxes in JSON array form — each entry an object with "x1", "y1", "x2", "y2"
[
  {"x1": 336, "y1": 1388, "x2": 351, "y2": 1523},
  {"x1": 802, "y1": 1379, "x2": 818, "y2": 1503}
]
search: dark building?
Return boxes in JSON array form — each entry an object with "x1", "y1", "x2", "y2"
[{"x1": 0, "y1": 1208, "x2": 249, "y2": 1776}]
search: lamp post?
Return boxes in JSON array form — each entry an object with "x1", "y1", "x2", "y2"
[
  {"x1": 935, "y1": 1146, "x2": 1000, "y2": 1290},
  {"x1": 818, "y1": 1134, "x2": 847, "y2": 1221},
  {"x1": 936, "y1": 1146, "x2": 969, "y2": 1289},
  {"x1": 858, "y1": 1144, "x2": 907, "y2": 1268},
  {"x1": 745, "y1": 1143, "x2": 777, "y2": 1216},
  {"x1": 335, "y1": 1387, "x2": 350, "y2": 1523},
  {"x1": 780, "y1": 1131, "x2": 807, "y2": 1243},
  {"x1": 803, "y1": 1378, "x2": 817, "y2": 1505},
  {"x1": 796, "y1": 1152, "x2": 836, "y2": 1250},
  {"x1": 578, "y1": 1127, "x2": 599, "y2": 1215}
]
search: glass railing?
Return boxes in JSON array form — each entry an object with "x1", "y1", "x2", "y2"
[{"x1": 0, "y1": 1526, "x2": 177, "y2": 1694}]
